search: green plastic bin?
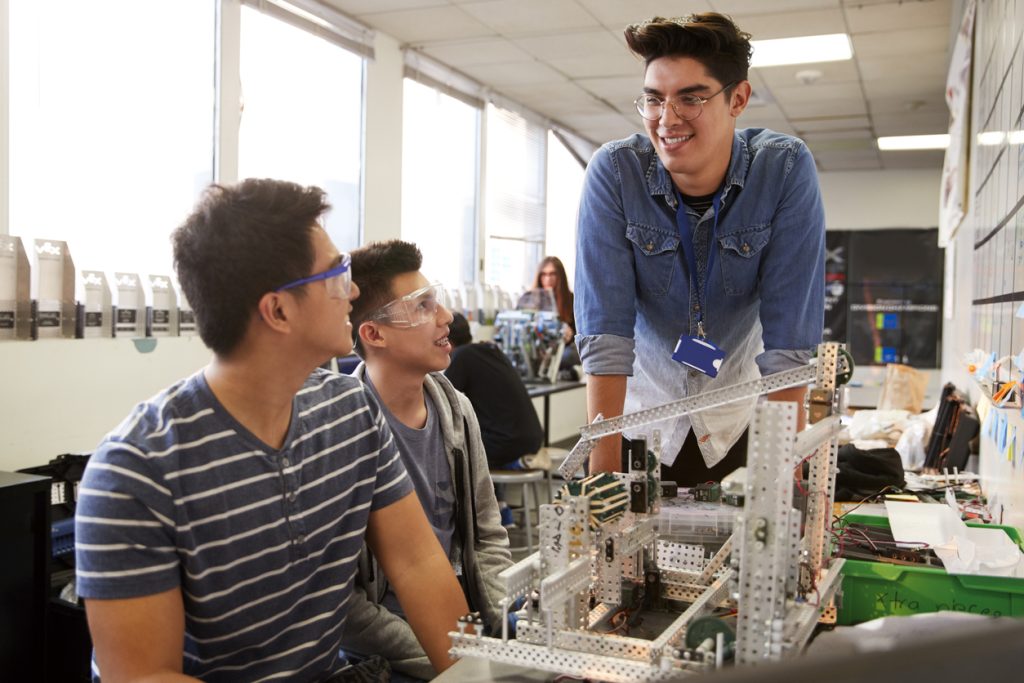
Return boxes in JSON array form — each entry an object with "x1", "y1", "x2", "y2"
[{"x1": 835, "y1": 513, "x2": 1024, "y2": 625}]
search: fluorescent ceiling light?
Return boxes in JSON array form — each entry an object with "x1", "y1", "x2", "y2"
[
  {"x1": 751, "y1": 34, "x2": 852, "y2": 67},
  {"x1": 877, "y1": 134, "x2": 950, "y2": 151}
]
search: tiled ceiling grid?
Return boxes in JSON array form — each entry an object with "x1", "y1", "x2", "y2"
[{"x1": 325, "y1": 0, "x2": 957, "y2": 171}]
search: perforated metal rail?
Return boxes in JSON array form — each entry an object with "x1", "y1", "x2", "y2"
[{"x1": 559, "y1": 355, "x2": 849, "y2": 480}]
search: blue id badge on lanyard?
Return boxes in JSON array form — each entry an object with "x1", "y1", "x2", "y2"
[
  {"x1": 671, "y1": 190, "x2": 727, "y2": 378},
  {"x1": 672, "y1": 334, "x2": 725, "y2": 378}
]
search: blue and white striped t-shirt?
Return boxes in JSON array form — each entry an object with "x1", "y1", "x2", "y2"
[{"x1": 75, "y1": 368, "x2": 413, "y2": 682}]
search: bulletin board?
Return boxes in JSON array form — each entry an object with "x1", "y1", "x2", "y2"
[
  {"x1": 971, "y1": 2, "x2": 1024, "y2": 359},
  {"x1": 967, "y1": 0, "x2": 1024, "y2": 529}
]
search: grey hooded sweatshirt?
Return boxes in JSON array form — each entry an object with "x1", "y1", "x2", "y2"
[{"x1": 341, "y1": 363, "x2": 513, "y2": 679}]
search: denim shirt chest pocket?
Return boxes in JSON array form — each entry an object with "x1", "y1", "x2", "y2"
[
  {"x1": 718, "y1": 225, "x2": 770, "y2": 296},
  {"x1": 625, "y1": 224, "x2": 679, "y2": 296}
]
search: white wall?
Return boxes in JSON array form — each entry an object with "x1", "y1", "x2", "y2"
[
  {"x1": 0, "y1": 337, "x2": 211, "y2": 471},
  {"x1": 818, "y1": 168, "x2": 942, "y2": 230}
]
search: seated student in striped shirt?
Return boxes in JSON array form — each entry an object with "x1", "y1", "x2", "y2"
[
  {"x1": 339, "y1": 240, "x2": 512, "y2": 681},
  {"x1": 75, "y1": 179, "x2": 470, "y2": 683}
]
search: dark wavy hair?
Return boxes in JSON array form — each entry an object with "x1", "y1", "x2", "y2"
[
  {"x1": 624, "y1": 13, "x2": 752, "y2": 88},
  {"x1": 172, "y1": 179, "x2": 330, "y2": 356}
]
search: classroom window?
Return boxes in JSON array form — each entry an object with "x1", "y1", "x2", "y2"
[
  {"x1": 545, "y1": 131, "x2": 585, "y2": 289},
  {"x1": 8, "y1": 0, "x2": 216, "y2": 279},
  {"x1": 238, "y1": 4, "x2": 364, "y2": 252},
  {"x1": 483, "y1": 103, "x2": 546, "y2": 296},
  {"x1": 400, "y1": 78, "x2": 480, "y2": 290}
]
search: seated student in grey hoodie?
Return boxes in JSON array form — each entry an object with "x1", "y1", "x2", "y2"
[{"x1": 340, "y1": 239, "x2": 513, "y2": 681}]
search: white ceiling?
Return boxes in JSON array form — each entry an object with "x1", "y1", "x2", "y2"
[{"x1": 324, "y1": 0, "x2": 955, "y2": 171}]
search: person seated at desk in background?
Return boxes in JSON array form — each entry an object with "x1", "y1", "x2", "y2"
[
  {"x1": 534, "y1": 255, "x2": 575, "y2": 345},
  {"x1": 445, "y1": 312, "x2": 546, "y2": 472},
  {"x1": 574, "y1": 13, "x2": 825, "y2": 487},
  {"x1": 74, "y1": 180, "x2": 469, "y2": 682},
  {"x1": 341, "y1": 240, "x2": 513, "y2": 681},
  {"x1": 534, "y1": 256, "x2": 581, "y2": 376}
]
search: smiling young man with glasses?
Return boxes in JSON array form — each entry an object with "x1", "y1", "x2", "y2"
[
  {"x1": 339, "y1": 239, "x2": 513, "y2": 682},
  {"x1": 75, "y1": 180, "x2": 471, "y2": 682},
  {"x1": 575, "y1": 13, "x2": 826, "y2": 486}
]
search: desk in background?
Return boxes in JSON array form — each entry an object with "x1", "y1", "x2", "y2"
[{"x1": 526, "y1": 380, "x2": 585, "y2": 447}]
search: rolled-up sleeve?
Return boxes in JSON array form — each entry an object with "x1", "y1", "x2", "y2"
[
  {"x1": 754, "y1": 141, "x2": 825, "y2": 376},
  {"x1": 574, "y1": 146, "x2": 640, "y2": 376}
]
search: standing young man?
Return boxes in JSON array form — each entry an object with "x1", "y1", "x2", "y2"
[
  {"x1": 75, "y1": 180, "x2": 469, "y2": 682},
  {"x1": 340, "y1": 240, "x2": 512, "y2": 681},
  {"x1": 575, "y1": 14, "x2": 826, "y2": 485}
]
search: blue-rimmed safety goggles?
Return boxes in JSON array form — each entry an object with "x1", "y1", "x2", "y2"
[{"x1": 275, "y1": 252, "x2": 352, "y2": 299}]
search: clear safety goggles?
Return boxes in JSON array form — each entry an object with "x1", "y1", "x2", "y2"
[
  {"x1": 369, "y1": 282, "x2": 448, "y2": 328},
  {"x1": 275, "y1": 253, "x2": 352, "y2": 300}
]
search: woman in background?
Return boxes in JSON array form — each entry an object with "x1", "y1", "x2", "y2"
[{"x1": 533, "y1": 256, "x2": 575, "y2": 342}]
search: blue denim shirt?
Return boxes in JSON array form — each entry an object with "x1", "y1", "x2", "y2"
[{"x1": 574, "y1": 129, "x2": 825, "y2": 467}]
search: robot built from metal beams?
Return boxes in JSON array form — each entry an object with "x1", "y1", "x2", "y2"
[{"x1": 449, "y1": 343, "x2": 848, "y2": 682}]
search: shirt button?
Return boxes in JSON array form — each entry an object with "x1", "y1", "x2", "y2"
[
  {"x1": 287, "y1": 491, "x2": 297, "y2": 503},
  {"x1": 646, "y1": 242, "x2": 654, "y2": 251},
  {"x1": 296, "y1": 534, "x2": 306, "y2": 545},
  {"x1": 693, "y1": 304, "x2": 701, "y2": 312},
  {"x1": 742, "y1": 243, "x2": 751, "y2": 253},
  {"x1": 281, "y1": 457, "x2": 291, "y2": 468}
]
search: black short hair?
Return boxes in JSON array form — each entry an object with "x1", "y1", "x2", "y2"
[
  {"x1": 448, "y1": 312, "x2": 472, "y2": 347},
  {"x1": 172, "y1": 179, "x2": 330, "y2": 356},
  {"x1": 348, "y1": 240, "x2": 423, "y2": 353},
  {"x1": 624, "y1": 13, "x2": 752, "y2": 88}
]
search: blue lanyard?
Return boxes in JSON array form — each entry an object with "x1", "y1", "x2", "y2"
[{"x1": 675, "y1": 189, "x2": 723, "y2": 339}]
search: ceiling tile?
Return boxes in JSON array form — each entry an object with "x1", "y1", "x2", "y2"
[
  {"x1": 496, "y1": 82, "x2": 612, "y2": 115},
  {"x1": 780, "y1": 97, "x2": 868, "y2": 118},
  {"x1": 754, "y1": 60, "x2": 860, "y2": 89},
  {"x1": 420, "y1": 38, "x2": 534, "y2": 67},
  {"x1": 872, "y1": 112, "x2": 951, "y2": 137},
  {"x1": 458, "y1": 0, "x2": 599, "y2": 34},
  {"x1": 325, "y1": 0, "x2": 447, "y2": 14},
  {"x1": 867, "y1": 94, "x2": 947, "y2": 116},
  {"x1": 575, "y1": 74, "x2": 640, "y2": 105},
  {"x1": 717, "y1": 1, "x2": 842, "y2": 14},
  {"x1": 576, "y1": 0, "x2": 713, "y2": 27},
  {"x1": 858, "y1": 51, "x2": 949, "y2": 81},
  {"x1": 460, "y1": 60, "x2": 567, "y2": 87},
  {"x1": 789, "y1": 115, "x2": 871, "y2": 132},
  {"x1": 769, "y1": 81, "x2": 865, "y2": 105},
  {"x1": 357, "y1": 6, "x2": 494, "y2": 44},
  {"x1": 851, "y1": 25, "x2": 949, "y2": 59},
  {"x1": 843, "y1": 0, "x2": 952, "y2": 33},
  {"x1": 862, "y1": 76, "x2": 946, "y2": 102},
  {"x1": 733, "y1": 8, "x2": 846, "y2": 39},
  {"x1": 548, "y1": 51, "x2": 641, "y2": 79},
  {"x1": 741, "y1": 102, "x2": 788, "y2": 120},
  {"x1": 512, "y1": 30, "x2": 626, "y2": 61}
]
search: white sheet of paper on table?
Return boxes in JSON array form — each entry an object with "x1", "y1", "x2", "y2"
[{"x1": 884, "y1": 500, "x2": 1024, "y2": 578}]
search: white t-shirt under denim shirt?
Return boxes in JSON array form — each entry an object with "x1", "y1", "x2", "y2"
[{"x1": 574, "y1": 129, "x2": 826, "y2": 468}]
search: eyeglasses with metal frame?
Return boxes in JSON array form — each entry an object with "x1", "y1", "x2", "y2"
[
  {"x1": 634, "y1": 81, "x2": 737, "y2": 122},
  {"x1": 368, "y1": 282, "x2": 449, "y2": 328},
  {"x1": 274, "y1": 252, "x2": 352, "y2": 299}
]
